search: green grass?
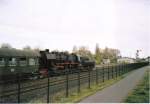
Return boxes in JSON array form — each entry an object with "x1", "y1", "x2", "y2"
[
  {"x1": 53, "y1": 80, "x2": 120, "y2": 103},
  {"x1": 125, "y1": 70, "x2": 149, "y2": 103}
]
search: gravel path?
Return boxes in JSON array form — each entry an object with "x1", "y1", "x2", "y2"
[{"x1": 79, "y1": 65, "x2": 150, "y2": 103}]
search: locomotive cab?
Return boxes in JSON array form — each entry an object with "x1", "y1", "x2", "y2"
[{"x1": 39, "y1": 49, "x2": 67, "y2": 76}]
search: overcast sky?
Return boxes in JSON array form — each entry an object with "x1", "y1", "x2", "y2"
[{"x1": 0, "y1": 0, "x2": 149, "y2": 58}]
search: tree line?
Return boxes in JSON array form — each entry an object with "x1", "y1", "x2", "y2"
[
  {"x1": 0, "y1": 43, "x2": 121, "y2": 64},
  {"x1": 72, "y1": 43, "x2": 121, "y2": 64}
]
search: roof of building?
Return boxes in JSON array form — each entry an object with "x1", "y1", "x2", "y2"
[{"x1": 118, "y1": 57, "x2": 135, "y2": 60}]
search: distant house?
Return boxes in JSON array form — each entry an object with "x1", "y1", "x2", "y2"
[
  {"x1": 145, "y1": 56, "x2": 150, "y2": 62},
  {"x1": 102, "y1": 58, "x2": 110, "y2": 64},
  {"x1": 117, "y1": 57, "x2": 135, "y2": 63}
]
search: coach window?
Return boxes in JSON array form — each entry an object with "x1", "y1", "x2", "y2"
[
  {"x1": 29, "y1": 58, "x2": 36, "y2": 66},
  {"x1": 0, "y1": 57, "x2": 5, "y2": 66},
  {"x1": 19, "y1": 57, "x2": 27, "y2": 66},
  {"x1": 8, "y1": 58, "x2": 17, "y2": 66}
]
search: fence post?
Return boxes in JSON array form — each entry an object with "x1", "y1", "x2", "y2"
[
  {"x1": 119, "y1": 64, "x2": 121, "y2": 76},
  {"x1": 88, "y1": 69, "x2": 91, "y2": 89},
  {"x1": 66, "y1": 69, "x2": 69, "y2": 97},
  {"x1": 78, "y1": 70, "x2": 80, "y2": 93},
  {"x1": 126, "y1": 64, "x2": 128, "y2": 73},
  {"x1": 17, "y1": 73, "x2": 21, "y2": 103},
  {"x1": 124, "y1": 64, "x2": 126, "y2": 73},
  {"x1": 126, "y1": 64, "x2": 127, "y2": 72},
  {"x1": 112, "y1": 65, "x2": 114, "y2": 79},
  {"x1": 102, "y1": 67, "x2": 105, "y2": 82},
  {"x1": 119, "y1": 64, "x2": 121, "y2": 75},
  {"x1": 128, "y1": 64, "x2": 130, "y2": 72},
  {"x1": 121, "y1": 64, "x2": 123, "y2": 75},
  {"x1": 116, "y1": 65, "x2": 117, "y2": 78},
  {"x1": 125, "y1": 63, "x2": 126, "y2": 73},
  {"x1": 96, "y1": 68, "x2": 98, "y2": 85},
  {"x1": 123, "y1": 63, "x2": 125, "y2": 74},
  {"x1": 123, "y1": 64, "x2": 125, "y2": 73},
  {"x1": 118, "y1": 65, "x2": 120, "y2": 76},
  {"x1": 108, "y1": 65, "x2": 109, "y2": 80},
  {"x1": 121, "y1": 63, "x2": 124, "y2": 75},
  {"x1": 47, "y1": 72, "x2": 50, "y2": 103}
]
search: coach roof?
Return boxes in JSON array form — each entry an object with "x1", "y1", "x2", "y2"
[{"x1": 0, "y1": 48, "x2": 40, "y2": 57}]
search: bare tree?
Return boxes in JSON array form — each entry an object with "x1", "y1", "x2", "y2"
[
  {"x1": 75, "y1": 46, "x2": 94, "y2": 60},
  {"x1": 103, "y1": 47, "x2": 120, "y2": 63},
  {"x1": 95, "y1": 43, "x2": 103, "y2": 64},
  {"x1": 23, "y1": 45, "x2": 31, "y2": 50},
  {"x1": 1, "y1": 43, "x2": 12, "y2": 49},
  {"x1": 33, "y1": 46, "x2": 41, "y2": 52},
  {"x1": 72, "y1": 45, "x2": 77, "y2": 53}
]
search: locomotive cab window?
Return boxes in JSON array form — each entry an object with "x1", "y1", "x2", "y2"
[
  {"x1": 29, "y1": 58, "x2": 36, "y2": 66},
  {"x1": 0, "y1": 57, "x2": 5, "y2": 66},
  {"x1": 68, "y1": 55, "x2": 77, "y2": 62},
  {"x1": 19, "y1": 57, "x2": 27, "y2": 66},
  {"x1": 8, "y1": 58, "x2": 17, "y2": 66}
]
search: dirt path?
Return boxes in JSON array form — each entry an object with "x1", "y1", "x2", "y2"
[{"x1": 79, "y1": 65, "x2": 150, "y2": 103}]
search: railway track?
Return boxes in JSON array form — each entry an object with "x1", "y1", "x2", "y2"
[
  {"x1": 0, "y1": 65, "x2": 115, "y2": 93},
  {"x1": 0, "y1": 70, "x2": 99, "y2": 100}
]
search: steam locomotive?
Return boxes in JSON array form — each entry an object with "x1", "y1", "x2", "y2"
[
  {"x1": 0, "y1": 48, "x2": 95, "y2": 80},
  {"x1": 39, "y1": 49, "x2": 95, "y2": 76}
]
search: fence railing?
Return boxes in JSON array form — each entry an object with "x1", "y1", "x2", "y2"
[{"x1": 0, "y1": 62, "x2": 149, "y2": 103}]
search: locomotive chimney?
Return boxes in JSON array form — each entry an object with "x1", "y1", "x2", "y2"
[{"x1": 45, "y1": 49, "x2": 49, "y2": 52}]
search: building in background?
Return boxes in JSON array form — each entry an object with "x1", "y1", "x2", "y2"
[
  {"x1": 102, "y1": 58, "x2": 110, "y2": 64},
  {"x1": 117, "y1": 57, "x2": 135, "y2": 63},
  {"x1": 145, "y1": 56, "x2": 150, "y2": 63}
]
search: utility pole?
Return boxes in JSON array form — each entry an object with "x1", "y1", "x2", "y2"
[{"x1": 136, "y1": 50, "x2": 142, "y2": 61}]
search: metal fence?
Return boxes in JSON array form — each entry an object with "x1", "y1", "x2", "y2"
[{"x1": 0, "y1": 62, "x2": 149, "y2": 103}]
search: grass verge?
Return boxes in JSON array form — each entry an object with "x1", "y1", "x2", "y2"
[{"x1": 125, "y1": 69, "x2": 149, "y2": 103}]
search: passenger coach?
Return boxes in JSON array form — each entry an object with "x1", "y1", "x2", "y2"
[{"x1": 0, "y1": 48, "x2": 40, "y2": 80}]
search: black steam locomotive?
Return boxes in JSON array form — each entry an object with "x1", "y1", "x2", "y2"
[{"x1": 39, "y1": 49, "x2": 95, "y2": 76}]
